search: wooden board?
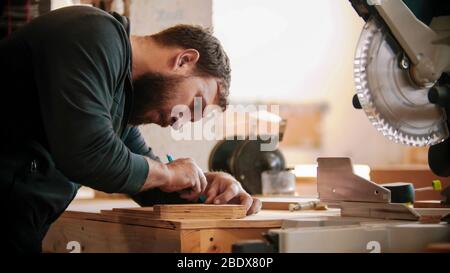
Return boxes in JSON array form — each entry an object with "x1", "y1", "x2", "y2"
[
  {"x1": 414, "y1": 200, "x2": 450, "y2": 209},
  {"x1": 370, "y1": 167, "x2": 450, "y2": 201},
  {"x1": 341, "y1": 202, "x2": 450, "y2": 221},
  {"x1": 261, "y1": 200, "x2": 326, "y2": 211},
  {"x1": 340, "y1": 202, "x2": 420, "y2": 221},
  {"x1": 262, "y1": 201, "x2": 294, "y2": 210},
  {"x1": 110, "y1": 204, "x2": 247, "y2": 220},
  {"x1": 43, "y1": 217, "x2": 269, "y2": 253},
  {"x1": 180, "y1": 228, "x2": 269, "y2": 253},
  {"x1": 61, "y1": 207, "x2": 340, "y2": 230},
  {"x1": 414, "y1": 208, "x2": 450, "y2": 217},
  {"x1": 259, "y1": 197, "x2": 320, "y2": 210},
  {"x1": 61, "y1": 199, "x2": 340, "y2": 230},
  {"x1": 43, "y1": 217, "x2": 181, "y2": 253},
  {"x1": 43, "y1": 208, "x2": 340, "y2": 253},
  {"x1": 426, "y1": 243, "x2": 450, "y2": 253}
]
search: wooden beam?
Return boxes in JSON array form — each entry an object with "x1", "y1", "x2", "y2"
[
  {"x1": 43, "y1": 217, "x2": 271, "y2": 253},
  {"x1": 111, "y1": 204, "x2": 247, "y2": 220},
  {"x1": 43, "y1": 217, "x2": 181, "y2": 253}
]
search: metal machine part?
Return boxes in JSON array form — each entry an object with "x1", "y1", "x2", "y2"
[
  {"x1": 351, "y1": 0, "x2": 450, "y2": 84},
  {"x1": 442, "y1": 186, "x2": 450, "y2": 205},
  {"x1": 373, "y1": 0, "x2": 450, "y2": 85},
  {"x1": 234, "y1": 216, "x2": 450, "y2": 253},
  {"x1": 232, "y1": 158, "x2": 448, "y2": 253},
  {"x1": 351, "y1": 0, "x2": 450, "y2": 176},
  {"x1": 208, "y1": 136, "x2": 286, "y2": 194},
  {"x1": 379, "y1": 182, "x2": 415, "y2": 203},
  {"x1": 317, "y1": 157, "x2": 390, "y2": 204},
  {"x1": 267, "y1": 220, "x2": 450, "y2": 253},
  {"x1": 317, "y1": 157, "x2": 420, "y2": 220},
  {"x1": 354, "y1": 18, "x2": 448, "y2": 146},
  {"x1": 234, "y1": 1, "x2": 450, "y2": 253}
]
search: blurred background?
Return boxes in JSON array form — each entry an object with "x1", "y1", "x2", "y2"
[
  {"x1": 1, "y1": 0, "x2": 435, "y2": 199},
  {"x1": 136, "y1": 0, "x2": 426, "y2": 173}
]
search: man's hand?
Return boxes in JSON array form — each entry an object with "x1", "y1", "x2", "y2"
[
  {"x1": 163, "y1": 158, "x2": 208, "y2": 200},
  {"x1": 203, "y1": 172, "x2": 262, "y2": 215},
  {"x1": 141, "y1": 157, "x2": 207, "y2": 200},
  {"x1": 141, "y1": 158, "x2": 261, "y2": 215}
]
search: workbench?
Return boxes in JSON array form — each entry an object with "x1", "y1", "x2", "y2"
[{"x1": 43, "y1": 199, "x2": 339, "y2": 253}]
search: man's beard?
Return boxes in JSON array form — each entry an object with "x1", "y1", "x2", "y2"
[{"x1": 129, "y1": 72, "x2": 183, "y2": 126}]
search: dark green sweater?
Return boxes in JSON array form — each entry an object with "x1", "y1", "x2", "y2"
[{"x1": 0, "y1": 6, "x2": 184, "y2": 207}]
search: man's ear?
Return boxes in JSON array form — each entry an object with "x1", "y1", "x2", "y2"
[{"x1": 173, "y1": 49, "x2": 200, "y2": 73}]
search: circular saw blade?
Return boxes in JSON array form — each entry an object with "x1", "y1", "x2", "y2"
[{"x1": 354, "y1": 18, "x2": 448, "y2": 146}]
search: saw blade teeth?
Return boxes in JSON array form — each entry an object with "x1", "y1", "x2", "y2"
[{"x1": 353, "y1": 18, "x2": 448, "y2": 147}]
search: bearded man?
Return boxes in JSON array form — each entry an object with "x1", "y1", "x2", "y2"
[{"x1": 0, "y1": 5, "x2": 261, "y2": 253}]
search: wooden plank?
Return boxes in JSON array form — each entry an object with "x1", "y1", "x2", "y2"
[
  {"x1": 414, "y1": 200, "x2": 450, "y2": 209},
  {"x1": 60, "y1": 199, "x2": 338, "y2": 230},
  {"x1": 66, "y1": 199, "x2": 139, "y2": 213},
  {"x1": 181, "y1": 228, "x2": 270, "y2": 253},
  {"x1": 180, "y1": 230, "x2": 202, "y2": 252},
  {"x1": 261, "y1": 200, "x2": 326, "y2": 211},
  {"x1": 262, "y1": 201, "x2": 293, "y2": 210},
  {"x1": 426, "y1": 243, "x2": 450, "y2": 253},
  {"x1": 370, "y1": 167, "x2": 450, "y2": 201},
  {"x1": 62, "y1": 210, "x2": 103, "y2": 220},
  {"x1": 415, "y1": 208, "x2": 450, "y2": 217},
  {"x1": 43, "y1": 216, "x2": 273, "y2": 253},
  {"x1": 62, "y1": 210, "x2": 181, "y2": 229},
  {"x1": 250, "y1": 197, "x2": 319, "y2": 210},
  {"x1": 58, "y1": 208, "x2": 340, "y2": 230},
  {"x1": 98, "y1": 210, "x2": 181, "y2": 229},
  {"x1": 112, "y1": 204, "x2": 247, "y2": 220},
  {"x1": 43, "y1": 217, "x2": 181, "y2": 253},
  {"x1": 99, "y1": 209, "x2": 285, "y2": 229},
  {"x1": 340, "y1": 202, "x2": 420, "y2": 221}
]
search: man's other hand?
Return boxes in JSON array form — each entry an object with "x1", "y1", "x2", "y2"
[{"x1": 203, "y1": 172, "x2": 262, "y2": 215}]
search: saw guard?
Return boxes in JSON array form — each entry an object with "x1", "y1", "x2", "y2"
[{"x1": 354, "y1": 18, "x2": 448, "y2": 147}]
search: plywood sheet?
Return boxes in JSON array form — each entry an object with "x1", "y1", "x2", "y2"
[
  {"x1": 262, "y1": 201, "x2": 294, "y2": 210},
  {"x1": 62, "y1": 199, "x2": 340, "y2": 230},
  {"x1": 340, "y1": 202, "x2": 420, "y2": 221},
  {"x1": 62, "y1": 209, "x2": 340, "y2": 230},
  {"x1": 414, "y1": 201, "x2": 450, "y2": 209},
  {"x1": 111, "y1": 204, "x2": 247, "y2": 220}
]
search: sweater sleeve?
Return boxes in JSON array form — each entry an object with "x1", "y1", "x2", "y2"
[
  {"x1": 122, "y1": 126, "x2": 187, "y2": 206},
  {"x1": 31, "y1": 8, "x2": 147, "y2": 194}
]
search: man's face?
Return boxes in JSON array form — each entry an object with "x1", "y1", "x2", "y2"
[{"x1": 129, "y1": 72, "x2": 220, "y2": 128}]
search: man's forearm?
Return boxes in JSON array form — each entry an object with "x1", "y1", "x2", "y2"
[{"x1": 139, "y1": 157, "x2": 170, "y2": 192}]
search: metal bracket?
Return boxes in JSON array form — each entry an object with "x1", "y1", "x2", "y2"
[
  {"x1": 340, "y1": 202, "x2": 419, "y2": 221},
  {"x1": 317, "y1": 157, "x2": 419, "y2": 221},
  {"x1": 371, "y1": 0, "x2": 450, "y2": 84},
  {"x1": 317, "y1": 157, "x2": 390, "y2": 205}
]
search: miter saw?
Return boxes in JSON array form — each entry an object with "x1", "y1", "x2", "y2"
[
  {"x1": 350, "y1": 0, "x2": 450, "y2": 176},
  {"x1": 233, "y1": 0, "x2": 450, "y2": 253}
]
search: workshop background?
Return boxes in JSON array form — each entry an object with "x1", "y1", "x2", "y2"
[
  {"x1": 128, "y1": 0, "x2": 412, "y2": 169},
  {"x1": 2, "y1": 0, "x2": 431, "y2": 198}
]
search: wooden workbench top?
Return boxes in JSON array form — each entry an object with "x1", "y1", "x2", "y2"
[
  {"x1": 45, "y1": 199, "x2": 449, "y2": 253},
  {"x1": 63, "y1": 199, "x2": 340, "y2": 230}
]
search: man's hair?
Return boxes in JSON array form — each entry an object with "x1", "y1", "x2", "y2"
[{"x1": 151, "y1": 24, "x2": 231, "y2": 110}]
